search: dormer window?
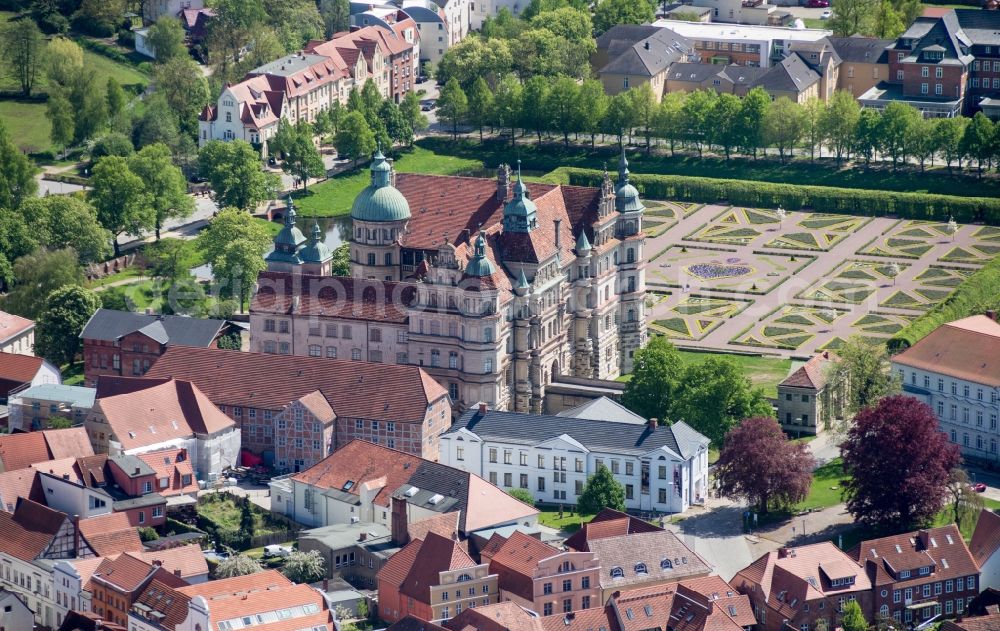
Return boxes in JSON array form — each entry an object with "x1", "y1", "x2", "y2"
[
  {"x1": 919, "y1": 566, "x2": 930, "y2": 576},
  {"x1": 900, "y1": 570, "x2": 911, "y2": 579}
]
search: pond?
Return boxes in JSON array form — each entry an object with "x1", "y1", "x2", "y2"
[{"x1": 190, "y1": 216, "x2": 353, "y2": 281}]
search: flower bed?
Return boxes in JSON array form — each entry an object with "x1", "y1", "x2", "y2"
[{"x1": 685, "y1": 263, "x2": 753, "y2": 280}]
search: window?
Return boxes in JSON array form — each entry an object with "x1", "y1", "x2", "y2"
[
  {"x1": 922, "y1": 66, "x2": 929, "y2": 77},
  {"x1": 582, "y1": 596, "x2": 591, "y2": 609},
  {"x1": 538, "y1": 477, "x2": 545, "y2": 491},
  {"x1": 489, "y1": 448, "x2": 497, "y2": 463},
  {"x1": 610, "y1": 567, "x2": 624, "y2": 579},
  {"x1": 634, "y1": 563, "x2": 647, "y2": 575},
  {"x1": 326, "y1": 346, "x2": 337, "y2": 359},
  {"x1": 520, "y1": 474, "x2": 528, "y2": 488},
  {"x1": 504, "y1": 473, "x2": 512, "y2": 487},
  {"x1": 543, "y1": 604, "x2": 553, "y2": 616},
  {"x1": 936, "y1": 67, "x2": 943, "y2": 78},
  {"x1": 897, "y1": 70, "x2": 904, "y2": 80},
  {"x1": 625, "y1": 484, "x2": 634, "y2": 500},
  {"x1": 351, "y1": 348, "x2": 361, "y2": 361},
  {"x1": 921, "y1": 83, "x2": 929, "y2": 95},
  {"x1": 563, "y1": 599, "x2": 572, "y2": 613},
  {"x1": 544, "y1": 583, "x2": 553, "y2": 595},
  {"x1": 946, "y1": 580, "x2": 953, "y2": 593},
  {"x1": 308, "y1": 345, "x2": 321, "y2": 357},
  {"x1": 936, "y1": 84, "x2": 943, "y2": 95}
]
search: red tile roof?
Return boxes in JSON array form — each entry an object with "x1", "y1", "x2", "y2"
[
  {"x1": 854, "y1": 524, "x2": 979, "y2": 590},
  {"x1": 893, "y1": 315, "x2": 1000, "y2": 387},
  {"x1": 137, "y1": 544, "x2": 209, "y2": 581},
  {"x1": 252, "y1": 272, "x2": 416, "y2": 323},
  {"x1": 95, "y1": 377, "x2": 235, "y2": 450},
  {"x1": 393, "y1": 532, "x2": 478, "y2": 602},
  {"x1": 540, "y1": 606, "x2": 620, "y2": 631},
  {"x1": 0, "y1": 468, "x2": 42, "y2": 511},
  {"x1": 90, "y1": 553, "x2": 156, "y2": 593},
  {"x1": 488, "y1": 531, "x2": 560, "y2": 601},
  {"x1": 940, "y1": 610, "x2": 1000, "y2": 631},
  {"x1": 0, "y1": 428, "x2": 94, "y2": 473},
  {"x1": 0, "y1": 310, "x2": 33, "y2": 344},
  {"x1": 136, "y1": 448, "x2": 199, "y2": 497},
  {"x1": 564, "y1": 508, "x2": 662, "y2": 552},
  {"x1": 780, "y1": 351, "x2": 838, "y2": 390},
  {"x1": 78, "y1": 512, "x2": 144, "y2": 557},
  {"x1": 445, "y1": 602, "x2": 544, "y2": 631},
  {"x1": 0, "y1": 498, "x2": 72, "y2": 561},
  {"x1": 145, "y1": 346, "x2": 447, "y2": 424},
  {"x1": 970, "y1": 509, "x2": 1000, "y2": 569},
  {"x1": 0, "y1": 351, "x2": 45, "y2": 389},
  {"x1": 408, "y1": 512, "x2": 460, "y2": 543},
  {"x1": 133, "y1": 579, "x2": 192, "y2": 630}
]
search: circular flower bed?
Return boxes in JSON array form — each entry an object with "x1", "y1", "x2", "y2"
[{"x1": 685, "y1": 263, "x2": 753, "y2": 280}]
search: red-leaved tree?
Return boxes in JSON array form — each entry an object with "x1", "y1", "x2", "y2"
[
  {"x1": 716, "y1": 416, "x2": 815, "y2": 513},
  {"x1": 842, "y1": 395, "x2": 961, "y2": 529}
]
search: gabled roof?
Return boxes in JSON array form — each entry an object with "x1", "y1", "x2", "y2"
[
  {"x1": 93, "y1": 377, "x2": 235, "y2": 451},
  {"x1": 970, "y1": 509, "x2": 1000, "y2": 568},
  {"x1": 564, "y1": 508, "x2": 663, "y2": 552},
  {"x1": 144, "y1": 346, "x2": 448, "y2": 424},
  {"x1": 90, "y1": 553, "x2": 157, "y2": 593},
  {"x1": 488, "y1": 531, "x2": 561, "y2": 601},
  {"x1": 828, "y1": 36, "x2": 892, "y2": 63},
  {"x1": 557, "y1": 396, "x2": 647, "y2": 425},
  {"x1": 941, "y1": 610, "x2": 1000, "y2": 631},
  {"x1": 78, "y1": 512, "x2": 144, "y2": 557},
  {"x1": 892, "y1": 315, "x2": 1000, "y2": 387},
  {"x1": 854, "y1": 524, "x2": 979, "y2": 589},
  {"x1": 136, "y1": 448, "x2": 199, "y2": 496},
  {"x1": 0, "y1": 351, "x2": 46, "y2": 393},
  {"x1": 753, "y1": 53, "x2": 821, "y2": 94},
  {"x1": 80, "y1": 309, "x2": 225, "y2": 347},
  {"x1": 540, "y1": 606, "x2": 620, "y2": 631},
  {"x1": 384, "y1": 531, "x2": 478, "y2": 602},
  {"x1": 57, "y1": 609, "x2": 128, "y2": 631},
  {"x1": 588, "y1": 530, "x2": 711, "y2": 589},
  {"x1": 448, "y1": 602, "x2": 544, "y2": 631},
  {"x1": 0, "y1": 310, "x2": 33, "y2": 344},
  {"x1": 610, "y1": 576, "x2": 756, "y2": 631},
  {"x1": 600, "y1": 29, "x2": 693, "y2": 77},
  {"x1": 0, "y1": 428, "x2": 94, "y2": 472},
  {"x1": 137, "y1": 543, "x2": 210, "y2": 580},
  {"x1": 780, "y1": 351, "x2": 838, "y2": 390},
  {"x1": 0, "y1": 497, "x2": 70, "y2": 561},
  {"x1": 0, "y1": 468, "x2": 43, "y2": 512}
]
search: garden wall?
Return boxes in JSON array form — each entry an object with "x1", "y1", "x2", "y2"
[{"x1": 544, "y1": 168, "x2": 1000, "y2": 225}]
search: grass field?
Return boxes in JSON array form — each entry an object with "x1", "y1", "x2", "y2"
[
  {"x1": 674, "y1": 349, "x2": 792, "y2": 399},
  {"x1": 797, "y1": 458, "x2": 847, "y2": 511},
  {"x1": 538, "y1": 509, "x2": 592, "y2": 533},
  {"x1": 0, "y1": 100, "x2": 51, "y2": 153},
  {"x1": 293, "y1": 145, "x2": 481, "y2": 216},
  {"x1": 423, "y1": 137, "x2": 1000, "y2": 200}
]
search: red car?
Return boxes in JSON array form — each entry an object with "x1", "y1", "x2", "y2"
[
  {"x1": 972, "y1": 482, "x2": 987, "y2": 493},
  {"x1": 807, "y1": 0, "x2": 830, "y2": 7}
]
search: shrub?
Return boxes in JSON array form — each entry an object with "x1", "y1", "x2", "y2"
[
  {"x1": 548, "y1": 168, "x2": 1000, "y2": 226},
  {"x1": 138, "y1": 526, "x2": 160, "y2": 542}
]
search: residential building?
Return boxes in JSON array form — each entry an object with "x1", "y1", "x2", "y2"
[
  {"x1": 250, "y1": 151, "x2": 649, "y2": 414},
  {"x1": 79, "y1": 309, "x2": 229, "y2": 387},
  {"x1": 269, "y1": 439, "x2": 538, "y2": 535},
  {"x1": 0, "y1": 352, "x2": 60, "y2": 403},
  {"x1": 143, "y1": 345, "x2": 451, "y2": 465},
  {"x1": 940, "y1": 607, "x2": 1000, "y2": 631},
  {"x1": 142, "y1": 0, "x2": 205, "y2": 24},
  {"x1": 891, "y1": 314, "x2": 1000, "y2": 465},
  {"x1": 378, "y1": 531, "x2": 500, "y2": 623},
  {"x1": 660, "y1": 4, "x2": 713, "y2": 22},
  {"x1": 852, "y1": 524, "x2": 980, "y2": 626},
  {"x1": 0, "y1": 589, "x2": 33, "y2": 631},
  {"x1": 7, "y1": 384, "x2": 96, "y2": 432},
  {"x1": 347, "y1": 8, "x2": 423, "y2": 74},
  {"x1": 829, "y1": 36, "x2": 892, "y2": 98},
  {"x1": 128, "y1": 570, "x2": 335, "y2": 631},
  {"x1": 58, "y1": 610, "x2": 128, "y2": 631},
  {"x1": 135, "y1": 448, "x2": 199, "y2": 501},
  {"x1": 563, "y1": 508, "x2": 664, "y2": 552},
  {"x1": 733, "y1": 543, "x2": 873, "y2": 631},
  {"x1": 0, "y1": 499, "x2": 143, "y2": 629},
  {"x1": 587, "y1": 531, "x2": 712, "y2": 603},
  {"x1": 604, "y1": 575, "x2": 756, "y2": 631},
  {"x1": 0, "y1": 468, "x2": 44, "y2": 512},
  {"x1": 439, "y1": 402, "x2": 711, "y2": 513},
  {"x1": 664, "y1": 54, "x2": 822, "y2": 102},
  {"x1": 787, "y1": 38, "x2": 841, "y2": 101},
  {"x1": 398, "y1": 0, "x2": 454, "y2": 64},
  {"x1": 776, "y1": 351, "x2": 845, "y2": 436},
  {"x1": 86, "y1": 377, "x2": 240, "y2": 481},
  {"x1": 179, "y1": 6, "x2": 214, "y2": 45},
  {"x1": 651, "y1": 20, "x2": 832, "y2": 68},
  {"x1": 971, "y1": 509, "x2": 1000, "y2": 591},
  {"x1": 596, "y1": 27, "x2": 697, "y2": 100},
  {"x1": 0, "y1": 427, "x2": 94, "y2": 473},
  {"x1": 135, "y1": 545, "x2": 209, "y2": 585},
  {"x1": 85, "y1": 553, "x2": 189, "y2": 628},
  {"x1": 481, "y1": 530, "x2": 601, "y2": 615},
  {"x1": 0, "y1": 310, "x2": 34, "y2": 355},
  {"x1": 688, "y1": 0, "x2": 788, "y2": 26}
]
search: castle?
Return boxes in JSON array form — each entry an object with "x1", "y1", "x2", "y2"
[{"x1": 249, "y1": 150, "x2": 648, "y2": 414}]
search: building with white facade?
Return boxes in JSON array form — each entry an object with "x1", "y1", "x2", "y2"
[
  {"x1": 892, "y1": 314, "x2": 1000, "y2": 465},
  {"x1": 438, "y1": 398, "x2": 711, "y2": 514},
  {"x1": 652, "y1": 19, "x2": 832, "y2": 68},
  {"x1": 0, "y1": 310, "x2": 34, "y2": 355},
  {"x1": 0, "y1": 589, "x2": 33, "y2": 631}
]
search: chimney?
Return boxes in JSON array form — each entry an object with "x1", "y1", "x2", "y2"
[
  {"x1": 359, "y1": 532, "x2": 367, "y2": 542},
  {"x1": 496, "y1": 164, "x2": 511, "y2": 202},
  {"x1": 174, "y1": 569, "x2": 182, "y2": 577},
  {"x1": 823, "y1": 351, "x2": 829, "y2": 359},
  {"x1": 987, "y1": 309, "x2": 997, "y2": 322},
  {"x1": 644, "y1": 41, "x2": 650, "y2": 50},
  {"x1": 323, "y1": 578, "x2": 329, "y2": 591},
  {"x1": 153, "y1": 560, "x2": 162, "y2": 567},
  {"x1": 554, "y1": 219, "x2": 562, "y2": 249},
  {"x1": 479, "y1": 402, "x2": 488, "y2": 416},
  {"x1": 135, "y1": 467, "x2": 140, "y2": 475},
  {"x1": 391, "y1": 495, "x2": 410, "y2": 546},
  {"x1": 778, "y1": 547, "x2": 790, "y2": 559},
  {"x1": 63, "y1": 473, "x2": 70, "y2": 480},
  {"x1": 648, "y1": 417, "x2": 657, "y2": 431}
]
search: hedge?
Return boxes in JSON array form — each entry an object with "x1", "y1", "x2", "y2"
[
  {"x1": 888, "y1": 255, "x2": 1000, "y2": 351},
  {"x1": 545, "y1": 167, "x2": 1000, "y2": 225}
]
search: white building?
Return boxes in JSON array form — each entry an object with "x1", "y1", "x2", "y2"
[
  {"x1": 142, "y1": 0, "x2": 205, "y2": 24},
  {"x1": 0, "y1": 311, "x2": 35, "y2": 355},
  {"x1": 0, "y1": 589, "x2": 33, "y2": 631},
  {"x1": 892, "y1": 315, "x2": 1000, "y2": 465},
  {"x1": 970, "y1": 508, "x2": 1000, "y2": 592},
  {"x1": 439, "y1": 398, "x2": 711, "y2": 514},
  {"x1": 652, "y1": 19, "x2": 832, "y2": 68}
]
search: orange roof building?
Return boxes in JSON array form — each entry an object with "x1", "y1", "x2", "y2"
[
  {"x1": 776, "y1": 351, "x2": 845, "y2": 437},
  {"x1": 0, "y1": 351, "x2": 60, "y2": 402},
  {"x1": 601, "y1": 575, "x2": 756, "y2": 631},
  {"x1": 891, "y1": 315, "x2": 1000, "y2": 466},
  {"x1": 86, "y1": 377, "x2": 239, "y2": 481},
  {"x1": 0, "y1": 309, "x2": 35, "y2": 355},
  {"x1": 971, "y1": 509, "x2": 1000, "y2": 593},
  {"x1": 0, "y1": 428, "x2": 94, "y2": 473}
]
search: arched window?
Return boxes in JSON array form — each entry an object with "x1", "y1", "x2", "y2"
[
  {"x1": 634, "y1": 563, "x2": 648, "y2": 575},
  {"x1": 661, "y1": 559, "x2": 672, "y2": 569},
  {"x1": 457, "y1": 574, "x2": 473, "y2": 582},
  {"x1": 880, "y1": 605, "x2": 889, "y2": 618},
  {"x1": 610, "y1": 567, "x2": 624, "y2": 579}
]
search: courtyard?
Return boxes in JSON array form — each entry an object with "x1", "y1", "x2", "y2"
[{"x1": 645, "y1": 204, "x2": 989, "y2": 356}]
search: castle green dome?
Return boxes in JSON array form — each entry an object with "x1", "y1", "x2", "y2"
[
  {"x1": 464, "y1": 231, "x2": 496, "y2": 277},
  {"x1": 300, "y1": 222, "x2": 332, "y2": 263},
  {"x1": 615, "y1": 147, "x2": 644, "y2": 214},
  {"x1": 350, "y1": 148, "x2": 411, "y2": 223}
]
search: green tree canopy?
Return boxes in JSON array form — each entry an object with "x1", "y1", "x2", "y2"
[
  {"x1": 283, "y1": 123, "x2": 326, "y2": 188},
  {"x1": 198, "y1": 140, "x2": 278, "y2": 211},
  {"x1": 621, "y1": 336, "x2": 683, "y2": 423},
  {"x1": 335, "y1": 111, "x2": 376, "y2": 168},
  {"x1": 154, "y1": 55, "x2": 211, "y2": 137},
  {"x1": 840, "y1": 599, "x2": 867, "y2": 631},
  {"x1": 34, "y1": 285, "x2": 102, "y2": 366},
  {"x1": 577, "y1": 464, "x2": 626, "y2": 514},
  {"x1": 319, "y1": 0, "x2": 350, "y2": 37},
  {"x1": 215, "y1": 554, "x2": 263, "y2": 579},
  {"x1": 438, "y1": 78, "x2": 469, "y2": 139},
  {"x1": 436, "y1": 36, "x2": 514, "y2": 88},
  {"x1": 0, "y1": 119, "x2": 39, "y2": 209},
  {"x1": 19, "y1": 195, "x2": 112, "y2": 264},
  {"x1": 672, "y1": 358, "x2": 774, "y2": 446},
  {"x1": 2, "y1": 18, "x2": 45, "y2": 96},
  {"x1": 763, "y1": 96, "x2": 804, "y2": 163},
  {"x1": 45, "y1": 36, "x2": 83, "y2": 87},
  {"x1": 507, "y1": 488, "x2": 535, "y2": 506},
  {"x1": 147, "y1": 16, "x2": 186, "y2": 61},
  {"x1": 826, "y1": 335, "x2": 900, "y2": 419},
  {"x1": 129, "y1": 143, "x2": 195, "y2": 240},
  {"x1": 281, "y1": 550, "x2": 326, "y2": 584},
  {"x1": 90, "y1": 155, "x2": 155, "y2": 256},
  {"x1": 593, "y1": 0, "x2": 653, "y2": 35},
  {"x1": 3, "y1": 248, "x2": 83, "y2": 319}
]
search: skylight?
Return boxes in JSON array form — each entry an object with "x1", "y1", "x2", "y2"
[{"x1": 343, "y1": 480, "x2": 355, "y2": 491}]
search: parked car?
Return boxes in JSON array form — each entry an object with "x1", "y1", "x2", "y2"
[
  {"x1": 416, "y1": 74, "x2": 428, "y2": 84},
  {"x1": 421, "y1": 99, "x2": 436, "y2": 111},
  {"x1": 820, "y1": 9, "x2": 832, "y2": 18},
  {"x1": 973, "y1": 482, "x2": 987, "y2": 493},
  {"x1": 263, "y1": 545, "x2": 294, "y2": 558}
]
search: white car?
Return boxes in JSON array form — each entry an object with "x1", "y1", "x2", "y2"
[
  {"x1": 820, "y1": 10, "x2": 832, "y2": 18},
  {"x1": 263, "y1": 545, "x2": 293, "y2": 558}
]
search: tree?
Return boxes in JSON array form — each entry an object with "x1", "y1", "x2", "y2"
[
  {"x1": 215, "y1": 554, "x2": 263, "y2": 579},
  {"x1": 603, "y1": 92, "x2": 635, "y2": 147},
  {"x1": 129, "y1": 143, "x2": 195, "y2": 240},
  {"x1": 199, "y1": 208, "x2": 271, "y2": 310},
  {"x1": 45, "y1": 36, "x2": 83, "y2": 87},
  {"x1": 878, "y1": 101, "x2": 919, "y2": 170},
  {"x1": 841, "y1": 601, "x2": 867, "y2": 631},
  {"x1": 2, "y1": 248, "x2": 83, "y2": 319},
  {"x1": 47, "y1": 89, "x2": 75, "y2": 153},
  {"x1": 282, "y1": 550, "x2": 326, "y2": 584},
  {"x1": 145, "y1": 238, "x2": 192, "y2": 283},
  {"x1": 34, "y1": 285, "x2": 102, "y2": 367},
  {"x1": 467, "y1": 77, "x2": 494, "y2": 143},
  {"x1": 842, "y1": 395, "x2": 961, "y2": 529},
  {"x1": 530, "y1": 7, "x2": 593, "y2": 43},
  {"x1": 319, "y1": 0, "x2": 350, "y2": 38},
  {"x1": 961, "y1": 112, "x2": 996, "y2": 177},
  {"x1": 147, "y1": 16, "x2": 186, "y2": 61},
  {"x1": 577, "y1": 80, "x2": 608, "y2": 147},
  {"x1": 90, "y1": 156, "x2": 154, "y2": 256},
  {"x1": 91, "y1": 132, "x2": 135, "y2": 161},
  {"x1": 622, "y1": 336, "x2": 682, "y2": 423},
  {"x1": 69, "y1": 70, "x2": 109, "y2": 143},
  {"x1": 283, "y1": 125, "x2": 326, "y2": 189},
  {"x1": 521, "y1": 76, "x2": 550, "y2": 144},
  {"x1": 436, "y1": 36, "x2": 513, "y2": 89},
  {"x1": 828, "y1": 0, "x2": 874, "y2": 37},
  {"x1": 19, "y1": 196, "x2": 112, "y2": 263},
  {"x1": 360, "y1": 79, "x2": 383, "y2": 127},
  {"x1": 672, "y1": 358, "x2": 774, "y2": 446},
  {"x1": 577, "y1": 465, "x2": 626, "y2": 514},
  {"x1": 681, "y1": 90, "x2": 715, "y2": 156},
  {"x1": 946, "y1": 468, "x2": 984, "y2": 535},
  {"x1": 334, "y1": 112, "x2": 376, "y2": 168},
  {"x1": 763, "y1": 97, "x2": 804, "y2": 163},
  {"x1": 154, "y1": 55, "x2": 210, "y2": 137},
  {"x1": 2, "y1": 18, "x2": 45, "y2": 96},
  {"x1": 239, "y1": 501, "x2": 255, "y2": 540},
  {"x1": 628, "y1": 83, "x2": 657, "y2": 151},
  {"x1": 331, "y1": 242, "x2": 350, "y2": 276},
  {"x1": 106, "y1": 80, "x2": 125, "y2": 128},
  {"x1": 933, "y1": 116, "x2": 968, "y2": 173},
  {"x1": 206, "y1": 0, "x2": 266, "y2": 83},
  {"x1": 0, "y1": 119, "x2": 38, "y2": 209},
  {"x1": 438, "y1": 78, "x2": 469, "y2": 140},
  {"x1": 716, "y1": 416, "x2": 815, "y2": 513},
  {"x1": 821, "y1": 90, "x2": 860, "y2": 166},
  {"x1": 872, "y1": 0, "x2": 904, "y2": 38},
  {"x1": 507, "y1": 488, "x2": 535, "y2": 505},
  {"x1": 492, "y1": 75, "x2": 523, "y2": 147},
  {"x1": 266, "y1": 0, "x2": 324, "y2": 53},
  {"x1": 827, "y1": 336, "x2": 900, "y2": 419},
  {"x1": 198, "y1": 140, "x2": 277, "y2": 211},
  {"x1": 906, "y1": 116, "x2": 936, "y2": 171},
  {"x1": 271, "y1": 118, "x2": 297, "y2": 158},
  {"x1": 707, "y1": 93, "x2": 742, "y2": 160},
  {"x1": 399, "y1": 93, "x2": 427, "y2": 144},
  {"x1": 801, "y1": 97, "x2": 826, "y2": 162},
  {"x1": 593, "y1": 0, "x2": 653, "y2": 35},
  {"x1": 853, "y1": 107, "x2": 881, "y2": 167},
  {"x1": 737, "y1": 87, "x2": 770, "y2": 158},
  {"x1": 482, "y1": 7, "x2": 525, "y2": 40}
]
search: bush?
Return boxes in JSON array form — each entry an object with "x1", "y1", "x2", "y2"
[
  {"x1": 117, "y1": 30, "x2": 135, "y2": 47},
  {"x1": 37, "y1": 12, "x2": 70, "y2": 34},
  {"x1": 889, "y1": 255, "x2": 1000, "y2": 351},
  {"x1": 548, "y1": 168, "x2": 1000, "y2": 226},
  {"x1": 71, "y1": 13, "x2": 116, "y2": 37},
  {"x1": 138, "y1": 526, "x2": 160, "y2": 542}
]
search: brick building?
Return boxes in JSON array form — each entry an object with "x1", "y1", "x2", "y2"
[
  {"x1": 143, "y1": 346, "x2": 450, "y2": 466},
  {"x1": 307, "y1": 25, "x2": 419, "y2": 104},
  {"x1": 80, "y1": 309, "x2": 229, "y2": 387},
  {"x1": 86, "y1": 553, "x2": 188, "y2": 628}
]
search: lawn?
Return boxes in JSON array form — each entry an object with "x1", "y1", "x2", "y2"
[
  {"x1": 60, "y1": 362, "x2": 85, "y2": 386},
  {"x1": 80, "y1": 48, "x2": 148, "y2": 90},
  {"x1": 674, "y1": 350, "x2": 792, "y2": 399},
  {"x1": 0, "y1": 100, "x2": 51, "y2": 153},
  {"x1": 422, "y1": 137, "x2": 1000, "y2": 200},
  {"x1": 796, "y1": 458, "x2": 847, "y2": 511},
  {"x1": 538, "y1": 509, "x2": 593, "y2": 533},
  {"x1": 292, "y1": 145, "x2": 481, "y2": 217}
]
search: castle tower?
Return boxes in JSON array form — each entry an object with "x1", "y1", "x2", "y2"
[
  {"x1": 299, "y1": 219, "x2": 333, "y2": 276},
  {"x1": 265, "y1": 196, "x2": 307, "y2": 273},
  {"x1": 350, "y1": 147, "x2": 411, "y2": 281},
  {"x1": 501, "y1": 161, "x2": 538, "y2": 234}
]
